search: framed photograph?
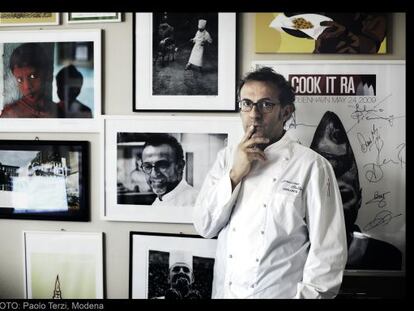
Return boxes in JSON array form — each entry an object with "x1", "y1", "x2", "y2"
[
  {"x1": 67, "y1": 13, "x2": 122, "y2": 24},
  {"x1": 133, "y1": 12, "x2": 237, "y2": 112},
  {"x1": 130, "y1": 231, "x2": 217, "y2": 299},
  {"x1": 252, "y1": 60, "x2": 405, "y2": 272},
  {"x1": 0, "y1": 140, "x2": 90, "y2": 221},
  {"x1": 0, "y1": 13, "x2": 60, "y2": 27},
  {"x1": 0, "y1": 29, "x2": 102, "y2": 132},
  {"x1": 255, "y1": 13, "x2": 388, "y2": 54},
  {"x1": 23, "y1": 231, "x2": 104, "y2": 299},
  {"x1": 104, "y1": 115, "x2": 243, "y2": 223}
]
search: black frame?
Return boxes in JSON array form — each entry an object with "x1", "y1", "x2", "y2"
[
  {"x1": 0, "y1": 140, "x2": 90, "y2": 221},
  {"x1": 132, "y1": 12, "x2": 239, "y2": 113},
  {"x1": 129, "y1": 231, "x2": 217, "y2": 299}
]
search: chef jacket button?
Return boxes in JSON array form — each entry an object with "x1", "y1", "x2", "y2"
[
  {"x1": 273, "y1": 178, "x2": 277, "y2": 182},
  {"x1": 260, "y1": 231, "x2": 264, "y2": 235},
  {"x1": 229, "y1": 254, "x2": 233, "y2": 258}
]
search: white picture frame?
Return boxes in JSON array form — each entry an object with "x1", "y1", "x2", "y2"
[
  {"x1": 130, "y1": 231, "x2": 217, "y2": 299},
  {"x1": 0, "y1": 29, "x2": 102, "y2": 132},
  {"x1": 133, "y1": 12, "x2": 237, "y2": 112},
  {"x1": 23, "y1": 231, "x2": 104, "y2": 299},
  {"x1": 66, "y1": 13, "x2": 122, "y2": 24},
  {"x1": 104, "y1": 115, "x2": 243, "y2": 223}
]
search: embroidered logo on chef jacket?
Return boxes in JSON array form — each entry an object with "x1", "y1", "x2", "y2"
[{"x1": 281, "y1": 180, "x2": 303, "y2": 195}]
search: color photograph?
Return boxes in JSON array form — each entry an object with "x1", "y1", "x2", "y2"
[
  {"x1": 0, "y1": 30, "x2": 101, "y2": 120},
  {"x1": 256, "y1": 13, "x2": 387, "y2": 54}
]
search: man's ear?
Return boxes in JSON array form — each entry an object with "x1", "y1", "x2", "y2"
[
  {"x1": 175, "y1": 160, "x2": 185, "y2": 175},
  {"x1": 282, "y1": 105, "x2": 294, "y2": 122}
]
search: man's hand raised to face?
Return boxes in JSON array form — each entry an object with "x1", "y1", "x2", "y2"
[{"x1": 229, "y1": 125, "x2": 269, "y2": 190}]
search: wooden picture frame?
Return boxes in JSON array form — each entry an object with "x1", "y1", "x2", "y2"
[{"x1": 0, "y1": 13, "x2": 60, "y2": 27}]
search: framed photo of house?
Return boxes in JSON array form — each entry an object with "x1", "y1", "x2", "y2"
[
  {"x1": 67, "y1": 13, "x2": 122, "y2": 24},
  {"x1": 0, "y1": 140, "x2": 90, "y2": 221},
  {"x1": 133, "y1": 12, "x2": 237, "y2": 112},
  {"x1": 104, "y1": 115, "x2": 243, "y2": 223},
  {"x1": 23, "y1": 231, "x2": 104, "y2": 299},
  {"x1": 0, "y1": 13, "x2": 60, "y2": 27},
  {"x1": 0, "y1": 29, "x2": 102, "y2": 132},
  {"x1": 130, "y1": 231, "x2": 217, "y2": 299}
]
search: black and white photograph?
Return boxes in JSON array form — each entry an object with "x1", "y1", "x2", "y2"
[
  {"x1": 152, "y1": 12, "x2": 218, "y2": 96},
  {"x1": 0, "y1": 140, "x2": 89, "y2": 221},
  {"x1": 104, "y1": 116, "x2": 243, "y2": 223},
  {"x1": 253, "y1": 60, "x2": 406, "y2": 272},
  {"x1": 0, "y1": 29, "x2": 101, "y2": 131},
  {"x1": 134, "y1": 13, "x2": 236, "y2": 111},
  {"x1": 130, "y1": 232, "x2": 217, "y2": 299}
]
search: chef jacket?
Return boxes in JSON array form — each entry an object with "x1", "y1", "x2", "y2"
[{"x1": 193, "y1": 132, "x2": 347, "y2": 298}]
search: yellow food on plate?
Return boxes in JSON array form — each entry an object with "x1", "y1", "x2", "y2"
[{"x1": 292, "y1": 17, "x2": 314, "y2": 29}]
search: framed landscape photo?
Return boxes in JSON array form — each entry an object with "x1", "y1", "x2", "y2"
[
  {"x1": 0, "y1": 140, "x2": 90, "y2": 221},
  {"x1": 104, "y1": 115, "x2": 243, "y2": 223},
  {"x1": 133, "y1": 12, "x2": 237, "y2": 112},
  {"x1": 23, "y1": 231, "x2": 104, "y2": 299},
  {"x1": 67, "y1": 13, "x2": 122, "y2": 24},
  {"x1": 130, "y1": 231, "x2": 217, "y2": 299},
  {"x1": 0, "y1": 13, "x2": 60, "y2": 27},
  {"x1": 0, "y1": 29, "x2": 102, "y2": 132}
]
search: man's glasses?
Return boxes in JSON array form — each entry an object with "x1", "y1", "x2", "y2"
[
  {"x1": 141, "y1": 160, "x2": 172, "y2": 174},
  {"x1": 238, "y1": 98, "x2": 279, "y2": 114}
]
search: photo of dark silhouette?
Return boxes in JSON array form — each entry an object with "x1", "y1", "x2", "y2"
[{"x1": 56, "y1": 65, "x2": 92, "y2": 118}]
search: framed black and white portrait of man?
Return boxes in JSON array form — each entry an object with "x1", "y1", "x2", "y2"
[{"x1": 130, "y1": 231, "x2": 217, "y2": 299}]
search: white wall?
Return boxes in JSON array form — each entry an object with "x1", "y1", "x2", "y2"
[{"x1": 0, "y1": 12, "x2": 406, "y2": 298}]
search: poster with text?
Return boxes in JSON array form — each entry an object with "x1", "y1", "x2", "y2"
[{"x1": 253, "y1": 61, "x2": 405, "y2": 272}]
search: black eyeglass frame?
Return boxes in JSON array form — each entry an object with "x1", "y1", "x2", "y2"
[
  {"x1": 237, "y1": 98, "x2": 280, "y2": 113},
  {"x1": 140, "y1": 160, "x2": 172, "y2": 174}
]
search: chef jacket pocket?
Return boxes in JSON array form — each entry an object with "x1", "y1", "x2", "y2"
[{"x1": 268, "y1": 191, "x2": 305, "y2": 230}]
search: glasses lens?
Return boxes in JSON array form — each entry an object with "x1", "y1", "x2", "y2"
[
  {"x1": 260, "y1": 100, "x2": 275, "y2": 113},
  {"x1": 239, "y1": 99, "x2": 253, "y2": 111},
  {"x1": 141, "y1": 160, "x2": 171, "y2": 173},
  {"x1": 239, "y1": 99, "x2": 276, "y2": 113}
]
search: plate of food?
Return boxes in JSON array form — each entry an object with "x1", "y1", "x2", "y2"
[{"x1": 269, "y1": 13, "x2": 333, "y2": 40}]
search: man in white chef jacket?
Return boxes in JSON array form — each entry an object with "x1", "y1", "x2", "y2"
[{"x1": 193, "y1": 67, "x2": 348, "y2": 299}]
